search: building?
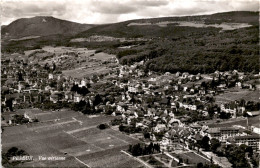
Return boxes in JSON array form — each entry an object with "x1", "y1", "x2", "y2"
[
  {"x1": 232, "y1": 135, "x2": 260, "y2": 151},
  {"x1": 24, "y1": 111, "x2": 37, "y2": 122},
  {"x1": 208, "y1": 127, "x2": 240, "y2": 142},
  {"x1": 247, "y1": 111, "x2": 260, "y2": 117}
]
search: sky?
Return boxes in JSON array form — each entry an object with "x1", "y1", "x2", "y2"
[{"x1": 1, "y1": 0, "x2": 259, "y2": 25}]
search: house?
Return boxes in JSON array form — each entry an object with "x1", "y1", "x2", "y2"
[
  {"x1": 18, "y1": 81, "x2": 26, "y2": 92},
  {"x1": 247, "y1": 111, "x2": 260, "y2": 117},
  {"x1": 199, "y1": 89, "x2": 206, "y2": 95},
  {"x1": 74, "y1": 94, "x2": 83, "y2": 103},
  {"x1": 31, "y1": 92, "x2": 41, "y2": 103},
  {"x1": 176, "y1": 72, "x2": 181, "y2": 77},
  {"x1": 79, "y1": 79, "x2": 87, "y2": 87},
  {"x1": 24, "y1": 111, "x2": 37, "y2": 122},
  {"x1": 202, "y1": 111, "x2": 209, "y2": 117},
  {"x1": 161, "y1": 98, "x2": 170, "y2": 106},
  {"x1": 116, "y1": 103, "x2": 127, "y2": 113},
  {"x1": 236, "y1": 82, "x2": 242, "y2": 88},
  {"x1": 182, "y1": 72, "x2": 189, "y2": 79},
  {"x1": 65, "y1": 91, "x2": 74, "y2": 101},
  {"x1": 146, "y1": 108, "x2": 156, "y2": 117},
  {"x1": 154, "y1": 124, "x2": 166, "y2": 133},
  {"x1": 50, "y1": 92, "x2": 63, "y2": 103},
  {"x1": 23, "y1": 93, "x2": 31, "y2": 103},
  {"x1": 48, "y1": 73, "x2": 54, "y2": 79}
]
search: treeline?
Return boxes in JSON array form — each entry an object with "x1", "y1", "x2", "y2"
[
  {"x1": 119, "y1": 124, "x2": 142, "y2": 134},
  {"x1": 128, "y1": 143, "x2": 160, "y2": 156},
  {"x1": 145, "y1": 50, "x2": 259, "y2": 74},
  {"x1": 117, "y1": 25, "x2": 259, "y2": 74},
  {"x1": 119, "y1": 49, "x2": 166, "y2": 65},
  {"x1": 2, "y1": 34, "x2": 71, "y2": 54}
]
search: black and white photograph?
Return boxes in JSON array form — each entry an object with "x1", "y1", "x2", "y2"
[{"x1": 1, "y1": 0, "x2": 259, "y2": 167}]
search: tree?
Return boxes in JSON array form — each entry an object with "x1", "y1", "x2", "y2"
[
  {"x1": 210, "y1": 138, "x2": 221, "y2": 153},
  {"x1": 6, "y1": 147, "x2": 19, "y2": 158},
  {"x1": 49, "y1": 81, "x2": 57, "y2": 88},
  {"x1": 197, "y1": 162, "x2": 204, "y2": 168},
  {"x1": 219, "y1": 112, "x2": 231, "y2": 119},
  {"x1": 78, "y1": 86, "x2": 89, "y2": 96},
  {"x1": 201, "y1": 136, "x2": 210, "y2": 151},
  {"x1": 119, "y1": 125, "x2": 125, "y2": 132},
  {"x1": 5, "y1": 98, "x2": 13, "y2": 111},
  {"x1": 178, "y1": 158, "x2": 183, "y2": 165},
  {"x1": 245, "y1": 146, "x2": 253, "y2": 157},
  {"x1": 71, "y1": 84, "x2": 79, "y2": 92},
  {"x1": 44, "y1": 63, "x2": 50, "y2": 71},
  {"x1": 143, "y1": 132, "x2": 150, "y2": 139},
  {"x1": 93, "y1": 94, "x2": 102, "y2": 106},
  {"x1": 98, "y1": 123, "x2": 109, "y2": 130},
  {"x1": 17, "y1": 72, "x2": 24, "y2": 81}
]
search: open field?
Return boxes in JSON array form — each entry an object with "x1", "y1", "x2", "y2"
[
  {"x1": 93, "y1": 52, "x2": 115, "y2": 61},
  {"x1": 23, "y1": 46, "x2": 118, "y2": 79},
  {"x1": 62, "y1": 64, "x2": 111, "y2": 78},
  {"x1": 140, "y1": 155, "x2": 166, "y2": 168},
  {"x1": 215, "y1": 88, "x2": 259, "y2": 104},
  {"x1": 208, "y1": 115, "x2": 260, "y2": 128},
  {"x1": 2, "y1": 110, "x2": 143, "y2": 167},
  {"x1": 60, "y1": 48, "x2": 117, "y2": 78},
  {"x1": 170, "y1": 151, "x2": 210, "y2": 165},
  {"x1": 127, "y1": 21, "x2": 252, "y2": 31}
]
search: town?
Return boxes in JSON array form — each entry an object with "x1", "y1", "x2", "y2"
[{"x1": 1, "y1": 46, "x2": 259, "y2": 168}]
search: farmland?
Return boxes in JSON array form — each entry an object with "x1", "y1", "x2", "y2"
[
  {"x1": 215, "y1": 88, "x2": 260, "y2": 104},
  {"x1": 2, "y1": 109, "x2": 143, "y2": 167},
  {"x1": 61, "y1": 51, "x2": 117, "y2": 78},
  {"x1": 22, "y1": 46, "x2": 118, "y2": 79}
]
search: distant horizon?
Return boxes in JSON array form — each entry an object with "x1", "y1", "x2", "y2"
[
  {"x1": 2, "y1": 10, "x2": 259, "y2": 26},
  {"x1": 2, "y1": 0, "x2": 259, "y2": 25}
]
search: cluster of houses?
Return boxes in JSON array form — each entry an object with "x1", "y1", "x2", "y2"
[{"x1": 2, "y1": 54, "x2": 260, "y2": 157}]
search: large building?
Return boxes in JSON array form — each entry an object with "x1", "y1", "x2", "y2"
[
  {"x1": 233, "y1": 135, "x2": 260, "y2": 151},
  {"x1": 207, "y1": 127, "x2": 240, "y2": 142}
]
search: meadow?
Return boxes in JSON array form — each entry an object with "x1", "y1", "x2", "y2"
[
  {"x1": 2, "y1": 109, "x2": 143, "y2": 167},
  {"x1": 215, "y1": 88, "x2": 259, "y2": 104}
]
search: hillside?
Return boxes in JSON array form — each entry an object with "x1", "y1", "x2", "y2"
[
  {"x1": 76, "y1": 11, "x2": 259, "y2": 38},
  {"x1": 1, "y1": 16, "x2": 93, "y2": 39},
  {"x1": 73, "y1": 11, "x2": 259, "y2": 74},
  {"x1": 2, "y1": 11, "x2": 259, "y2": 74}
]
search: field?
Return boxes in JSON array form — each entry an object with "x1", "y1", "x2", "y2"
[
  {"x1": 61, "y1": 48, "x2": 117, "y2": 78},
  {"x1": 62, "y1": 65, "x2": 111, "y2": 78},
  {"x1": 170, "y1": 151, "x2": 210, "y2": 166},
  {"x1": 128, "y1": 21, "x2": 252, "y2": 31},
  {"x1": 208, "y1": 115, "x2": 260, "y2": 128},
  {"x1": 2, "y1": 109, "x2": 144, "y2": 167},
  {"x1": 140, "y1": 155, "x2": 167, "y2": 168},
  {"x1": 22, "y1": 46, "x2": 118, "y2": 79},
  {"x1": 215, "y1": 88, "x2": 259, "y2": 104}
]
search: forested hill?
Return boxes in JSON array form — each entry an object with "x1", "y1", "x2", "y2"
[
  {"x1": 2, "y1": 11, "x2": 259, "y2": 74},
  {"x1": 76, "y1": 11, "x2": 259, "y2": 38},
  {"x1": 75, "y1": 11, "x2": 259, "y2": 74},
  {"x1": 2, "y1": 16, "x2": 93, "y2": 39}
]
